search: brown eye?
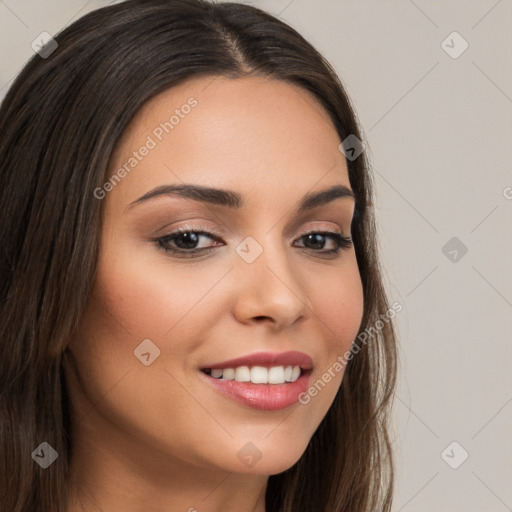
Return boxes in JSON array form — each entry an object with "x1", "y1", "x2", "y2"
[
  {"x1": 156, "y1": 228, "x2": 222, "y2": 256},
  {"x1": 295, "y1": 231, "x2": 352, "y2": 254}
]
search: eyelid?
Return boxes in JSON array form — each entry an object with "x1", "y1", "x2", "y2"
[
  {"x1": 154, "y1": 221, "x2": 225, "y2": 238},
  {"x1": 157, "y1": 220, "x2": 348, "y2": 239},
  {"x1": 155, "y1": 222, "x2": 351, "y2": 254}
]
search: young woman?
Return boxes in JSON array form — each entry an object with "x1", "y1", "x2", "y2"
[{"x1": 0, "y1": 1, "x2": 398, "y2": 511}]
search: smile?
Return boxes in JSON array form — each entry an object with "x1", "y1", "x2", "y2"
[
  {"x1": 199, "y1": 351, "x2": 313, "y2": 410},
  {"x1": 202, "y1": 365, "x2": 302, "y2": 384}
]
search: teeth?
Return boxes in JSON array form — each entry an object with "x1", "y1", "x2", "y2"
[
  {"x1": 206, "y1": 365, "x2": 302, "y2": 384},
  {"x1": 223, "y1": 368, "x2": 235, "y2": 380},
  {"x1": 235, "y1": 366, "x2": 251, "y2": 382},
  {"x1": 251, "y1": 366, "x2": 268, "y2": 384},
  {"x1": 268, "y1": 366, "x2": 285, "y2": 384}
]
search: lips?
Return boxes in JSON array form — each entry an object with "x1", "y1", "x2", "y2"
[
  {"x1": 199, "y1": 351, "x2": 313, "y2": 411},
  {"x1": 201, "y1": 350, "x2": 313, "y2": 371}
]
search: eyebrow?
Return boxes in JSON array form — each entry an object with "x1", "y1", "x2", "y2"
[{"x1": 128, "y1": 183, "x2": 355, "y2": 212}]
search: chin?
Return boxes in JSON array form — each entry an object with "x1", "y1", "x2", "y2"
[{"x1": 223, "y1": 439, "x2": 310, "y2": 476}]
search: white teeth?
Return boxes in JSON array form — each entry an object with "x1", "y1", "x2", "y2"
[
  {"x1": 222, "y1": 368, "x2": 235, "y2": 380},
  {"x1": 235, "y1": 366, "x2": 251, "y2": 382},
  {"x1": 268, "y1": 366, "x2": 285, "y2": 384},
  {"x1": 250, "y1": 366, "x2": 268, "y2": 384},
  {"x1": 207, "y1": 365, "x2": 302, "y2": 384}
]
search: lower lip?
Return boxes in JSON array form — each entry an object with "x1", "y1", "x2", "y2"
[{"x1": 200, "y1": 371, "x2": 311, "y2": 411}]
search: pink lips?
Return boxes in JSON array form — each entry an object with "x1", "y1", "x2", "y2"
[
  {"x1": 200, "y1": 351, "x2": 313, "y2": 411},
  {"x1": 202, "y1": 350, "x2": 313, "y2": 371}
]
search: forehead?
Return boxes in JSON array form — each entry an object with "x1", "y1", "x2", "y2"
[
  {"x1": 105, "y1": 75, "x2": 350, "y2": 210},
  {"x1": 120, "y1": 74, "x2": 338, "y2": 140}
]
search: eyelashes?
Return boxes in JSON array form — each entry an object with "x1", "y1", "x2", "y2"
[{"x1": 154, "y1": 226, "x2": 353, "y2": 259}]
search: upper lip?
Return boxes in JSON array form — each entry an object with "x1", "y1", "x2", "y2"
[{"x1": 201, "y1": 351, "x2": 313, "y2": 371}]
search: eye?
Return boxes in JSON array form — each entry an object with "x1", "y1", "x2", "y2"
[
  {"x1": 154, "y1": 227, "x2": 352, "y2": 258},
  {"x1": 155, "y1": 227, "x2": 223, "y2": 258},
  {"x1": 294, "y1": 231, "x2": 352, "y2": 254}
]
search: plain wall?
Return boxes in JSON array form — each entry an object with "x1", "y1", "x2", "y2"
[{"x1": 1, "y1": 1, "x2": 511, "y2": 510}]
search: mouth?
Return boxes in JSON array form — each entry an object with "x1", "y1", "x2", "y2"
[
  {"x1": 201, "y1": 365, "x2": 307, "y2": 384},
  {"x1": 199, "y1": 351, "x2": 313, "y2": 411}
]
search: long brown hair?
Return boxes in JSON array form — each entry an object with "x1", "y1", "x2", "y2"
[{"x1": 0, "y1": 1, "x2": 397, "y2": 510}]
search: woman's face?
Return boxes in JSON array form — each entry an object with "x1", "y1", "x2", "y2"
[{"x1": 66, "y1": 76, "x2": 364, "y2": 476}]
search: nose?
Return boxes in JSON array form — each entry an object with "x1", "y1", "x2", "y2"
[{"x1": 231, "y1": 238, "x2": 311, "y2": 329}]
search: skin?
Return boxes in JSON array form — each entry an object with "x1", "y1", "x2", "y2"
[{"x1": 64, "y1": 75, "x2": 364, "y2": 512}]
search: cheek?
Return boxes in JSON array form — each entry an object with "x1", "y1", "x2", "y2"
[
  {"x1": 78, "y1": 245, "x2": 231, "y2": 401},
  {"x1": 93, "y1": 244, "x2": 217, "y2": 341},
  {"x1": 299, "y1": 258, "x2": 364, "y2": 409},
  {"x1": 66, "y1": 253, "x2": 224, "y2": 466},
  {"x1": 310, "y1": 257, "x2": 364, "y2": 351}
]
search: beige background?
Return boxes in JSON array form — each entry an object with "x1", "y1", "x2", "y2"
[{"x1": 1, "y1": 1, "x2": 511, "y2": 510}]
